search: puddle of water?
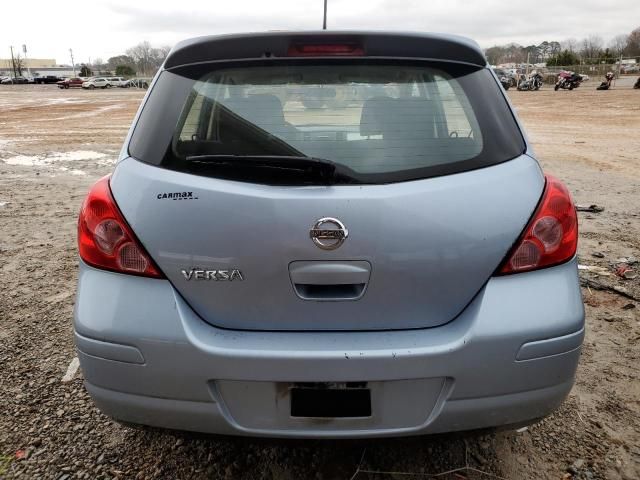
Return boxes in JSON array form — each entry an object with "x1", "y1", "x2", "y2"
[
  {"x1": 3, "y1": 150, "x2": 107, "y2": 166},
  {"x1": 47, "y1": 98, "x2": 86, "y2": 104},
  {"x1": 50, "y1": 104, "x2": 122, "y2": 121},
  {"x1": 97, "y1": 158, "x2": 117, "y2": 166},
  {"x1": 3, "y1": 155, "x2": 49, "y2": 166},
  {"x1": 51, "y1": 151, "x2": 107, "y2": 161}
]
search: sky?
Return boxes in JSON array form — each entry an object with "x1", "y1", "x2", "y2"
[{"x1": 1, "y1": 0, "x2": 638, "y2": 64}]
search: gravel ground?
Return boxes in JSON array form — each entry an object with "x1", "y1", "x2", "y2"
[{"x1": 0, "y1": 82, "x2": 639, "y2": 479}]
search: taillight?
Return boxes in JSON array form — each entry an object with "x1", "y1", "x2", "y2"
[
  {"x1": 78, "y1": 175, "x2": 164, "y2": 278},
  {"x1": 498, "y1": 175, "x2": 578, "y2": 275},
  {"x1": 287, "y1": 43, "x2": 364, "y2": 56}
]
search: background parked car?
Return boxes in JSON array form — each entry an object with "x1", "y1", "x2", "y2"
[
  {"x1": 82, "y1": 77, "x2": 110, "y2": 89},
  {"x1": 107, "y1": 77, "x2": 130, "y2": 88},
  {"x1": 503, "y1": 69, "x2": 520, "y2": 87},
  {"x1": 57, "y1": 77, "x2": 85, "y2": 89},
  {"x1": 492, "y1": 68, "x2": 512, "y2": 90},
  {"x1": 1, "y1": 76, "x2": 29, "y2": 84},
  {"x1": 34, "y1": 75, "x2": 62, "y2": 84}
]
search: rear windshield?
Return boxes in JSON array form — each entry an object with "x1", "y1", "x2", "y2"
[{"x1": 129, "y1": 61, "x2": 525, "y2": 185}]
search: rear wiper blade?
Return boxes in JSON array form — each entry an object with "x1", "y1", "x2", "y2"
[
  {"x1": 184, "y1": 154, "x2": 359, "y2": 184},
  {"x1": 186, "y1": 154, "x2": 333, "y2": 169}
]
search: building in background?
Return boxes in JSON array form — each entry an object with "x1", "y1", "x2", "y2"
[{"x1": 0, "y1": 58, "x2": 75, "y2": 78}]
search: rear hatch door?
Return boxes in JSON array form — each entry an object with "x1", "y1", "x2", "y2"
[{"x1": 111, "y1": 56, "x2": 540, "y2": 331}]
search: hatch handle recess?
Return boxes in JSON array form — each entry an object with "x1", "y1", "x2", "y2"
[{"x1": 289, "y1": 261, "x2": 371, "y2": 301}]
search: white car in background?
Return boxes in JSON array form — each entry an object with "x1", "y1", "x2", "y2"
[
  {"x1": 107, "y1": 77, "x2": 130, "y2": 88},
  {"x1": 82, "y1": 77, "x2": 110, "y2": 89}
]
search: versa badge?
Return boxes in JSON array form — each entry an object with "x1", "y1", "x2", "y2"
[{"x1": 181, "y1": 269, "x2": 244, "y2": 281}]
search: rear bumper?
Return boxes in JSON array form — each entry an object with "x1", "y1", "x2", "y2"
[
  {"x1": 74, "y1": 258, "x2": 584, "y2": 438},
  {"x1": 83, "y1": 378, "x2": 575, "y2": 438}
]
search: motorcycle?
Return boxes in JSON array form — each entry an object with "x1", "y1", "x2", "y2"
[
  {"x1": 517, "y1": 72, "x2": 543, "y2": 91},
  {"x1": 596, "y1": 72, "x2": 615, "y2": 90},
  {"x1": 634, "y1": 77, "x2": 640, "y2": 89},
  {"x1": 555, "y1": 71, "x2": 582, "y2": 90}
]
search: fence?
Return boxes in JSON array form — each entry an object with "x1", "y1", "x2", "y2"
[{"x1": 127, "y1": 78, "x2": 152, "y2": 89}]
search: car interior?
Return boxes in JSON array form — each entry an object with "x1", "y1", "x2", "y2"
[{"x1": 171, "y1": 65, "x2": 483, "y2": 174}]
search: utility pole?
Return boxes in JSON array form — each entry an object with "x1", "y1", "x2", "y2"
[
  {"x1": 10, "y1": 46, "x2": 17, "y2": 78},
  {"x1": 23, "y1": 45, "x2": 31, "y2": 78},
  {"x1": 69, "y1": 48, "x2": 76, "y2": 76},
  {"x1": 323, "y1": 0, "x2": 327, "y2": 30},
  {"x1": 617, "y1": 53, "x2": 623, "y2": 79}
]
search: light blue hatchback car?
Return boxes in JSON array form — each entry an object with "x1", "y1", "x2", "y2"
[{"x1": 74, "y1": 31, "x2": 584, "y2": 438}]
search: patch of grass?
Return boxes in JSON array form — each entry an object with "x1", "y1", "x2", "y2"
[{"x1": 0, "y1": 454, "x2": 13, "y2": 475}]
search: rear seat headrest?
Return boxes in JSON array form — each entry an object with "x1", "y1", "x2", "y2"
[
  {"x1": 223, "y1": 94, "x2": 286, "y2": 128},
  {"x1": 381, "y1": 98, "x2": 436, "y2": 139},
  {"x1": 360, "y1": 96, "x2": 396, "y2": 137},
  {"x1": 361, "y1": 96, "x2": 437, "y2": 139}
]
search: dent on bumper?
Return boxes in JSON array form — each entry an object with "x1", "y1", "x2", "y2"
[{"x1": 74, "y1": 258, "x2": 585, "y2": 436}]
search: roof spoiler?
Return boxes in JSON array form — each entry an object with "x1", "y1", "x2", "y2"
[{"x1": 164, "y1": 31, "x2": 487, "y2": 69}]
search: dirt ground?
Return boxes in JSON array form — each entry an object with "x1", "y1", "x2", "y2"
[{"x1": 0, "y1": 82, "x2": 639, "y2": 480}]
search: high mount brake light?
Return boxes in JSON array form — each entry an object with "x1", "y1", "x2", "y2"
[
  {"x1": 78, "y1": 175, "x2": 164, "y2": 278},
  {"x1": 498, "y1": 174, "x2": 578, "y2": 275},
  {"x1": 287, "y1": 44, "x2": 365, "y2": 57}
]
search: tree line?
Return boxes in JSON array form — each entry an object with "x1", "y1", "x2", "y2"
[
  {"x1": 485, "y1": 26, "x2": 640, "y2": 66},
  {"x1": 85, "y1": 41, "x2": 171, "y2": 77}
]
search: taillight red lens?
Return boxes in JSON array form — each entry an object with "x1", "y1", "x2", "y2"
[
  {"x1": 287, "y1": 44, "x2": 364, "y2": 56},
  {"x1": 78, "y1": 175, "x2": 164, "y2": 278},
  {"x1": 498, "y1": 175, "x2": 578, "y2": 274}
]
